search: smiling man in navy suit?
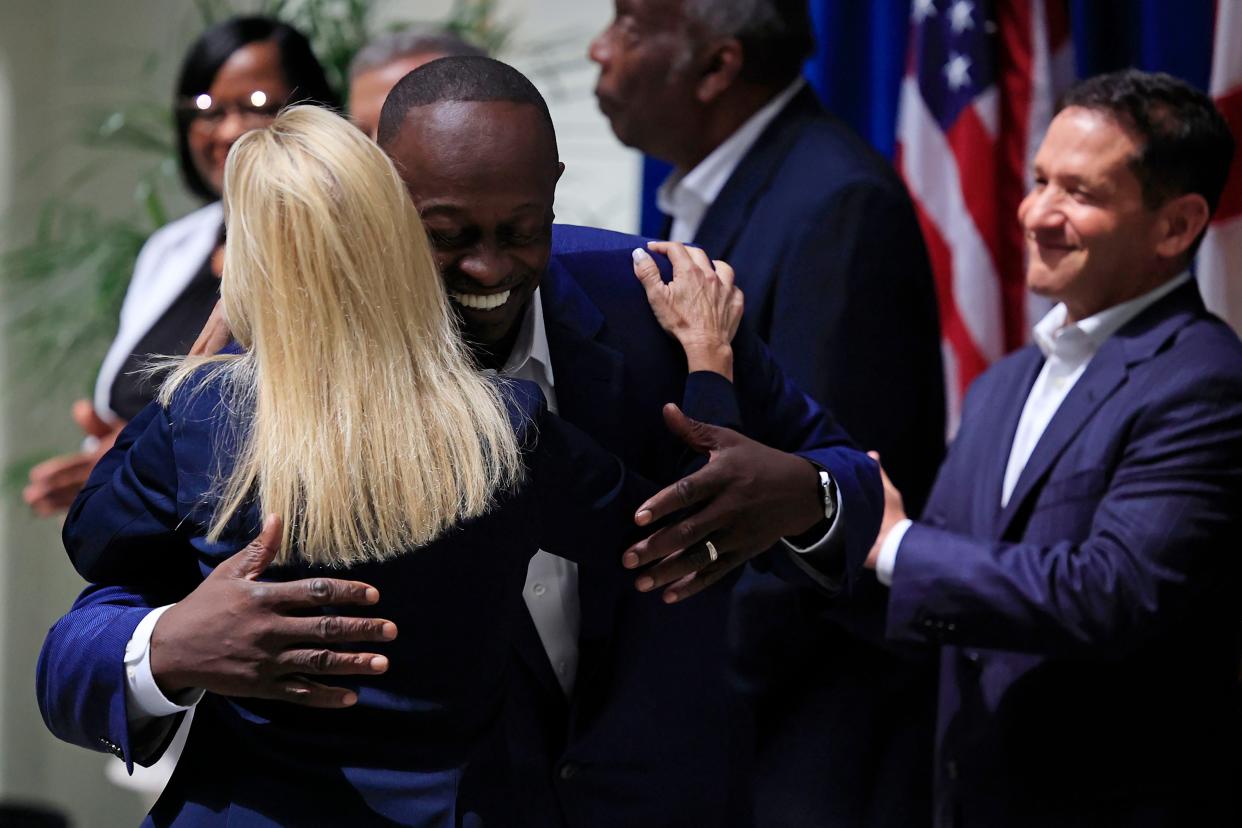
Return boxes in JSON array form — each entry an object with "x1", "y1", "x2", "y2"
[
  {"x1": 38, "y1": 58, "x2": 882, "y2": 827},
  {"x1": 590, "y1": 2, "x2": 944, "y2": 825},
  {"x1": 857, "y1": 70, "x2": 1242, "y2": 826}
]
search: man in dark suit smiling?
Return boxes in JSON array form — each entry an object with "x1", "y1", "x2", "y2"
[
  {"x1": 859, "y1": 70, "x2": 1242, "y2": 827},
  {"x1": 38, "y1": 58, "x2": 881, "y2": 827}
]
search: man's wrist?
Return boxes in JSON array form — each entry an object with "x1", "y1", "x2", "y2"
[
  {"x1": 784, "y1": 459, "x2": 834, "y2": 543},
  {"x1": 127, "y1": 605, "x2": 204, "y2": 720},
  {"x1": 875, "y1": 518, "x2": 913, "y2": 586},
  {"x1": 148, "y1": 605, "x2": 195, "y2": 698}
]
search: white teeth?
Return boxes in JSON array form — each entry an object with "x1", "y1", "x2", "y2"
[{"x1": 450, "y1": 290, "x2": 511, "y2": 311}]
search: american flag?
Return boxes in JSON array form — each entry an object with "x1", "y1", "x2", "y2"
[
  {"x1": 897, "y1": 0, "x2": 1073, "y2": 433},
  {"x1": 1198, "y1": 1, "x2": 1242, "y2": 333}
]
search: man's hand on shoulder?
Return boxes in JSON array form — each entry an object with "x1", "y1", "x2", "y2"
[
  {"x1": 621, "y1": 404, "x2": 824, "y2": 602},
  {"x1": 150, "y1": 515, "x2": 397, "y2": 708}
]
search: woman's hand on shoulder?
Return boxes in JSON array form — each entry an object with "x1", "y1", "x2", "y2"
[{"x1": 632, "y1": 241, "x2": 743, "y2": 380}]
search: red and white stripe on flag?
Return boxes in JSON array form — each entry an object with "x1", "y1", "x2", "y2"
[
  {"x1": 1198, "y1": 0, "x2": 1242, "y2": 333},
  {"x1": 896, "y1": 0, "x2": 1072, "y2": 435}
]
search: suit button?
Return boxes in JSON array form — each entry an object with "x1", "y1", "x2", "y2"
[
  {"x1": 947, "y1": 759, "x2": 959, "y2": 781},
  {"x1": 559, "y1": 762, "x2": 579, "y2": 781}
]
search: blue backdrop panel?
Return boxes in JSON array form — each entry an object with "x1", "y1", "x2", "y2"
[{"x1": 638, "y1": 0, "x2": 1219, "y2": 236}]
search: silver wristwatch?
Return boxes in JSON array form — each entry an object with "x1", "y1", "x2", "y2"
[{"x1": 817, "y1": 468, "x2": 838, "y2": 524}]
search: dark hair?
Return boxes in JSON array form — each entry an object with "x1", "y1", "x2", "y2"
[
  {"x1": 686, "y1": 0, "x2": 815, "y2": 88},
  {"x1": 1058, "y1": 69, "x2": 1235, "y2": 253},
  {"x1": 376, "y1": 56, "x2": 557, "y2": 156},
  {"x1": 174, "y1": 16, "x2": 340, "y2": 200}
]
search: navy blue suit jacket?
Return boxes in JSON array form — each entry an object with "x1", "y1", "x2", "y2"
[
  {"x1": 886, "y1": 282, "x2": 1242, "y2": 827},
  {"x1": 497, "y1": 226, "x2": 880, "y2": 828},
  {"x1": 697, "y1": 86, "x2": 943, "y2": 826},
  {"x1": 46, "y1": 367, "x2": 734, "y2": 827},
  {"x1": 37, "y1": 225, "x2": 882, "y2": 827}
]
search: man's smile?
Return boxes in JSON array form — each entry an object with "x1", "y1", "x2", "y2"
[{"x1": 449, "y1": 289, "x2": 513, "y2": 311}]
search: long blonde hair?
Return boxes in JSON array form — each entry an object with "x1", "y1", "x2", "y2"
[{"x1": 161, "y1": 105, "x2": 523, "y2": 567}]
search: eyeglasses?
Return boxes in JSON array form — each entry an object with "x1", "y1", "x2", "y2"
[{"x1": 180, "y1": 90, "x2": 286, "y2": 132}]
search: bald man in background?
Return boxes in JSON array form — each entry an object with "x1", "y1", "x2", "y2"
[{"x1": 347, "y1": 27, "x2": 486, "y2": 138}]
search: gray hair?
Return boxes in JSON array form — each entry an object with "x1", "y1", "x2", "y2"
[
  {"x1": 686, "y1": 0, "x2": 779, "y2": 38},
  {"x1": 682, "y1": 0, "x2": 814, "y2": 86},
  {"x1": 348, "y1": 28, "x2": 488, "y2": 82}
]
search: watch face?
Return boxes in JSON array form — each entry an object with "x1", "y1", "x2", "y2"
[{"x1": 819, "y1": 470, "x2": 837, "y2": 521}]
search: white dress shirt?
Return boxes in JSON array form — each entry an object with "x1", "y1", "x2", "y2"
[
  {"x1": 657, "y1": 79, "x2": 806, "y2": 244},
  {"x1": 876, "y1": 272, "x2": 1193, "y2": 586},
  {"x1": 499, "y1": 291, "x2": 582, "y2": 697}
]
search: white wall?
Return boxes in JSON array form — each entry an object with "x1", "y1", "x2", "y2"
[
  {"x1": 505, "y1": 0, "x2": 643, "y2": 231},
  {"x1": 0, "y1": 1, "x2": 636, "y2": 824}
]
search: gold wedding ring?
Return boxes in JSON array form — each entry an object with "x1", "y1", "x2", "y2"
[{"x1": 705, "y1": 540, "x2": 719, "y2": 563}]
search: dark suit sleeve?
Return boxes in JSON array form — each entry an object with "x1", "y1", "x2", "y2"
[
  {"x1": 36, "y1": 582, "x2": 192, "y2": 770},
  {"x1": 729, "y1": 318, "x2": 884, "y2": 595},
  {"x1": 765, "y1": 182, "x2": 944, "y2": 516},
  {"x1": 46, "y1": 402, "x2": 204, "y2": 769},
  {"x1": 63, "y1": 401, "x2": 186, "y2": 586},
  {"x1": 887, "y1": 376, "x2": 1242, "y2": 656},
  {"x1": 525, "y1": 371, "x2": 742, "y2": 565}
]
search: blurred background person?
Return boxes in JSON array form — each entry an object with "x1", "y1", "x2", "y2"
[
  {"x1": 590, "y1": 2, "x2": 942, "y2": 825},
  {"x1": 22, "y1": 16, "x2": 337, "y2": 518},
  {"x1": 347, "y1": 27, "x2": 487, "y2": 138}
]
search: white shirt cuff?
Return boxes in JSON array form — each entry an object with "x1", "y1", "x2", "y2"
[
  {"x1": 124, "y1": 605, "x2": 205, "y2": 722},
  {"x1": 780, "y1": 476, "x2": 844, "y2": 555},
  {"x1": 875, "y1": 518, "x2": 913, "y2": 587}
]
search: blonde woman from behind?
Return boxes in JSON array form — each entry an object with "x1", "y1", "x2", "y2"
[{"x1": 54, "y1": 105, "x2": 743, "y2": 827}]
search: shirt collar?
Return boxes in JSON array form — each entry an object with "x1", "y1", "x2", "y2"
[
  {"x1": 500, "y1": 287, "x2": 555, "y2": 387},
  {"x1": 1032, "y1": 271, "x2": 1193, "y2": 362},
  {"x1": 656, "y1": 77, "x2": 806, "y2": 222}
]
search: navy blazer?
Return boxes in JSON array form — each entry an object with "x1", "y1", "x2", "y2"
[
  {"x1": 48, "y1": 364, "x2": 744, "y2": 827},
  {"x1": 886, "y1": 282, "x2": 1242, "y2": 827},
  {"x1": 497, "y1": 226, "x2": 881, "y2": 828},
  {"x1": 37, "y1": 225, "x2": 882, "y2": 827},
  {"x1": 690, "y1": 86, "x2": 944, "y2": 510},
  {"x1": 700, "y1": 87, "x2": 943, "y2": 826}
]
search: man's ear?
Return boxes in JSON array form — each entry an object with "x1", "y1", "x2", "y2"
[
  {"x1": 555, "y1": 161, "x2": 566, "y2": 184},
  {"x1": 696, "y1": 38, "x2": 744, "y2": 105},
  {"x1": 1154, "y1": 192, "x2": 1211, "y2": 261}
]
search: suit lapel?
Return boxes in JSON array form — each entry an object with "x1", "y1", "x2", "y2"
[
  {"x1": 996, "y1": 281, "x2": 1205, "y2": 537},
  {"x1": 996, "y1": 342, "x2": 1128, "y2": 537},
  {"x1": 508, "y1": 256, "x2": 627, "y2": 698},
  {"x1": 692, "y1": 88, "x2": 817, "y2": 259},
  {"x1": 974, "y1": 348, "x2": 1044, "y2": 534},
  {"x1": 539, "y1": 257, "x2": 626, "y2": 454},
  {"x1": 510, "y1": 603, "x2": 569, "y2": 701}
]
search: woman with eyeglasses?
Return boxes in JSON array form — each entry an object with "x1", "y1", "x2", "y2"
[{"x1": 24, "y1": 16, "x2": 337, "y2": 517}]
